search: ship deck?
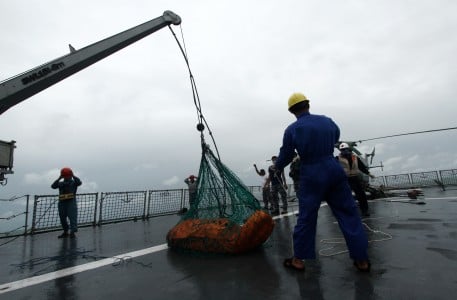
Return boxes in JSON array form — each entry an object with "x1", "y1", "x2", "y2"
[{"x1": 0, "y1": 186, "x2": 456, "y2": 299}]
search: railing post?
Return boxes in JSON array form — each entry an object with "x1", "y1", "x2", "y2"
[
  {"x1": 181, "y1": 189, "x2": 185, "y2": 210},
  {"x1": 142, "y1": 190, "x2": 147, "y2": 220},
  {"x1": 98, "y1": 193, "x2": 104, "y2": 226},
  {"x1": 24, "y1": 195, "x2": 30, "y2": 235},
  {"x1": 148, "y1": 190, "x2": 154, "y2": 217},
  {"x1": 31, "y1": 195, "x2": 38, "y2": 234},
  {"x1": 93, "y1": 193, "x2": 99, "y2": 226}
]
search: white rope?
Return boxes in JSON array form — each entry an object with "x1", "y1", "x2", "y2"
[{"x1": 319, "y1": 218, "x2": 393, "y2": 257}]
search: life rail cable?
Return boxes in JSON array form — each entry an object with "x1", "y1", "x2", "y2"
[
  {"x1": 168, "y1": 25, "x2": 222, "y2": 161},
  {"x1": 358, "y1": 126, "x2": 457, "y2": 143}
]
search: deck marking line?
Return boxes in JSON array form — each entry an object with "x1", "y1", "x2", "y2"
[{"x1": 0, "y1": 244, "x2": 168, "y2": 294}]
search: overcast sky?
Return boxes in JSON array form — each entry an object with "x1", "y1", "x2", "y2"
[{"x1": 1, "y1": 0, "x2": 456, "y2": 197}]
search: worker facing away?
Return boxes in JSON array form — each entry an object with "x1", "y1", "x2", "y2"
[
  {"x1": 273, "y1": 92, "x2": 370, "y2": 272},
  {"x1": 51, "y1": 167, "x2": 82, "y2": 238}
]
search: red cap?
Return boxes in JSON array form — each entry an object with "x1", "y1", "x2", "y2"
[{"x1": 189, "y1": 175, "x2": 196, "y2": 179}]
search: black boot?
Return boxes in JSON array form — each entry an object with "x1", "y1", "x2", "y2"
[{"x1": 58, "y1": 232, "x2": 69, "y2": 238}]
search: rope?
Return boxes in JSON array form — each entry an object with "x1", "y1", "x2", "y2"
[
  {"x1": 318, "y1": 219, "x2": 393, "y2": 257},
  {"x1": 168, "y1": 25, "x2": 222, "y2": 161},
  {"x1": 0, "y1": 212, "x2": 26, "y2": 220},
  {"x1": 0, "y1": 195, "x2": 28, "y2": 202},
  {"x1": 358, "y1": 126, "x2": 457, "y2": 143}
]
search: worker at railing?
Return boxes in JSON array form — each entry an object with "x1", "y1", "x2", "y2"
[{"x1": 51, "y1": 167, "x2": 82, "y2": 239}]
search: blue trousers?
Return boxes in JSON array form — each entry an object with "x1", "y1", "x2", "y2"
[
  {"x1": 58, "y1": 198, "x2": 78, "y2": 233},
  {"x1": 293, "y1": 159, "x2": 368, "y2": 261}
]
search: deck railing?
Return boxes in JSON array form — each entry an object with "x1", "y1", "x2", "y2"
[{"x1": 1, "y1": 168, "x2": 457, "y2": 238}]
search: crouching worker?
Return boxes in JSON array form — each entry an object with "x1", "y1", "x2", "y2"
[{"x1": 52, "y1": 167, "x2": 82, "y2": 239}]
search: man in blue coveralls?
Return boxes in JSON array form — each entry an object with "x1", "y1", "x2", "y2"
[
  {"x1": 52, "y1": 167, "x2": 82, "y2": 239},
  {"x1": 274, "y1": 92, "x2": 370, "y2": 272}
]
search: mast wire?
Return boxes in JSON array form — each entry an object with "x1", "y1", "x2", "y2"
[{"x1": 358, "y1": 126, "x2": 457, "y2": 143}]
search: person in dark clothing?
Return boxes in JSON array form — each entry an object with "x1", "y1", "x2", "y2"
[
  {"x1": 51, "y1": 167, "x2": 82, "y2": 238},
  {"x1": 274, "y1": 92, "x2": 370, "y2": 272},
  {"x1": 265, "y1": 156, "x2": 288, "y2": 215},
  {"x1": 184, "y1": 175, "x2": 198, "y2": 206},
  {"x1": 337, "y1": 143, "x2": 375, "y2": 217},
  {"x1": 289, "y1": 152, "x2": 301, "y2": 200}
]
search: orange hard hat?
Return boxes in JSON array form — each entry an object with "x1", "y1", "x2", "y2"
[{"x1": 61, "y1": 167, "x2": 73, "y2": 178}]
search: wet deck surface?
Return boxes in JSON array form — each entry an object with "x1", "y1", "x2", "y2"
[{"x1": 1, "y1": 187, "x2": 456, "y2": 299}]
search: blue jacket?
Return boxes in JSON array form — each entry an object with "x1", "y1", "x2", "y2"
[{"x1": 275, "y1": 111, "x2": 340, "y2": 170}]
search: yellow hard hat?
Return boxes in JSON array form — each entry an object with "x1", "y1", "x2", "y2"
[{"x1": 288, "y1": 93, "x2": 309, "y2": 110}]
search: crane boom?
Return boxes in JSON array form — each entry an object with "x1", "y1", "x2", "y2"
[{"x1": 0, "y1": 10, "x2": 181, "y2": 115}]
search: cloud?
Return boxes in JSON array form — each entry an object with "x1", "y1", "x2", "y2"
[
  {"x1": 1, "y1": 0, "x2": 457, "y2": 197},
  {"x1": 133, "y1": 163, "x2": 158, "y2": 172},
  {"x1": 23, "y1": 169, "x2": 60, "y2": 186},
  {"x1": 162, "y1": 176, "x2": 180, "y2": 187}
]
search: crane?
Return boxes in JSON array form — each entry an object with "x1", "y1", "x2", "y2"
[{"x1": 0, "y1": 10, "x2": 181, "y2": 185}]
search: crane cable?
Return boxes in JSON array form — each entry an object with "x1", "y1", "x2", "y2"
[
  {"x1": 168, "y1": 25, "x2": 222, "y2": 161},
  {"x1": 358, "y1": 126, "x2": 457, "y2": 143}
]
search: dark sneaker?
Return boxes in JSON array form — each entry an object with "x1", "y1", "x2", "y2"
[
  {"x1": 58, "y1": 232, "x2": 69, "y2": 239},
  {"x1": 69, "y1": 232, "x2": 76, "y2": 239},
  {"x1": 281, "y1": 210, "x2": 288, "y2": 214}
]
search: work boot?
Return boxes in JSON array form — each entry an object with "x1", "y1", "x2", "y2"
[
  {"x1": 58, "y1": 232, "x2": 69, "y2": 239},
  {"x1": 271, "y1": 210, "x2": 280, "y2": 216},
  {"x1": 69, "y1": 232, "x2": 76, "y2": 239}
]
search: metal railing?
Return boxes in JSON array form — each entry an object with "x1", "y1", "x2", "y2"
[
  {"x1": 2, "y1": 168, "x2": 457, "y2": 238},
  {"x1": 370, "y1": 169, "x2": 457, "y2": 189}
]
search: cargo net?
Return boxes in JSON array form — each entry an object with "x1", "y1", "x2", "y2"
[
  {"x1": 167, "y1": 28, "x2": 274, "y2": 254},
  {"x1": 166, "y1": 143, "x2": 274, "y2": 254}
]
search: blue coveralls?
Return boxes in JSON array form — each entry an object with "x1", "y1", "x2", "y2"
[
  {"x1": 275, "y1": 112, "x2": 369, "y2": 261},
  {"x1": 51, "y1": 176, "x2": 82, "y2": 233}
]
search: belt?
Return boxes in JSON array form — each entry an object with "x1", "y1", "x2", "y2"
[{"x1": 59, "y1": 193, "x2": 75, "y2": 200}]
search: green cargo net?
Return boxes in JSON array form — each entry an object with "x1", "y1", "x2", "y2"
[
  {"x1": 166, "y1": 142, "x2": 274, "y2": 254},
  {"x1": 182, "y1": 143, "x2": 260, "y2": 225},
  {"x1": 166, "y1": 27, "x2": 274, "y2": 254}
]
